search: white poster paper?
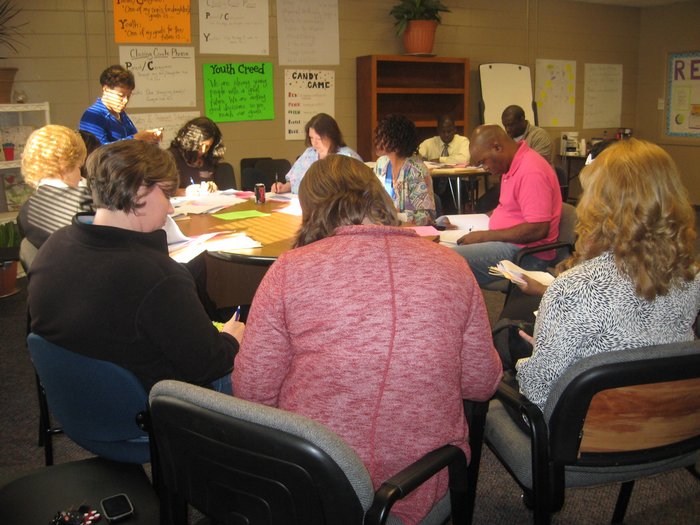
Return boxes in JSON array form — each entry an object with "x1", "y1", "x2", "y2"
[
  {"x1": 284, "y1": 69, "x2": 335, "y2": 140},
  {"x1": 583, "y1": 63, "x2": 623, "y2": 129},
  {"x1": 535, "y1": 59, "x2": 576, "y2": 127},
  {"x1": 198, "y1": 0, "x2": 269, "y2": 55},
  {"x1": 119, "y1": 46, "x2": 196, "y2": 108},
  {"x1": 129, "y1": 111, "x2": 200, "y2": 148},
  {"x1": 277, "y1": 0, "x2": 339, "y2": 65}
]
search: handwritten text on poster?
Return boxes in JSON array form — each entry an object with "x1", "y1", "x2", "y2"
[
  {"x1": 119, "y1": 46, "x2": 196, "y2": 108},
  {"x1": 285, "y1": 69, "x2": 335, "y2": 140},
  {"x1": 114, "y1": 0, "x2": 191, "y2": 44},
  {"x1": 203, "y1": 62, "x2": 274, "y2": 123},
  {"x1": 199, "y1": 0, "x2": 269, "y2": 55}
]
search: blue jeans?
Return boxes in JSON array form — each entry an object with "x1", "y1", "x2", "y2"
[
  {"x1": 210, "y1": 373, "x2": 232, "y2": 395},
  {"x1": 452, "y1": 241, "x2": 551, "y2": 286}
]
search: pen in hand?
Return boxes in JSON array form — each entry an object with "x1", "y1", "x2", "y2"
[
  {"x1": 233, "y1": 305, "x2": 241, "y2": 322},
  {"x1": 273, "y1": 172, "x2": 279, "y2": 193}
]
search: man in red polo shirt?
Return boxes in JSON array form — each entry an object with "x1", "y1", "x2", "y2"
[{"x1": 453, "y1": 125, "x2": 562, "y2": 286}]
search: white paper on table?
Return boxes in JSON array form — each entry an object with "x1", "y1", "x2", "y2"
[
  {"x1": 273, "y1": 197, "x2": 303, "y2": 216},
  {"x1": 488, "y1": 260, "x2": 556, "y2": 287},
  {"x1": 267, "y1": 192, "x2": 294, "y2": 202},
  {"x1": 170, "y1": 192, "x2": 246, "y2": 215},
  {"x1": 163, "y1": 215, "x2": 190, "y2": 245},
  {"x1": 437, "y1": 214, "x2": 490, "y2": 245},
  {"x1": 168, "y1": 233, "x2": 220, "y2": 263},
  {"x1": 204, "y1": 234, "x2": 263, "y2": 253}
]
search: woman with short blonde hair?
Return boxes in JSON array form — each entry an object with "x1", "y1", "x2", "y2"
[
  {"x1": 21, "y1": 125, "x2": 86, "y2": 187},
  {"x1": 18, "y1": 125, "x2": 92, "y2": 248},
  {"x1": 516, "y1": 138, "x2": 699, "y2": 411}
]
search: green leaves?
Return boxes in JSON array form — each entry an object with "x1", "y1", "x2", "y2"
[
  {"x1": 390, "y1": 0, "x2": 451, "y2": 36},
  {"x1": 0, "y1": 220, "x2": 20, "y2": 248}
]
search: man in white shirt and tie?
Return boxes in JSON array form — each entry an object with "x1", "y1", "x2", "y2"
[
  {"x1": 419, "y1": 115, "x2": 470, "y2": 165},
  {"x1": 419, "y1": 115, "x2": 470, "y2": 208}
]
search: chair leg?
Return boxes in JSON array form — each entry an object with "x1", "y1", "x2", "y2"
[
  {"x1": 35, "y1": 375, "x2": 54, "y2": 466},
  {"x1": 464, "y1": 400, "x2": 488, "y2": 525},
  {"x1": 611, "y1": 481, "x2": 634, "y2": 524}
]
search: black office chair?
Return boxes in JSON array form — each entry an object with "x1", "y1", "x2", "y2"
[
  {"x1": 472, "y1": 339, "x2": 700, "y2": 525},
  {"x1": 554, "y1": 166, "x2": 569, "y2": 202},
  {"x1": 213, "y1": 161, "x2": 237, "y2": 190},
  {"x1": 255, "y1": 158, "x2": 292, "y2": 190},
  {"x1": 0, "y1": 457, "x2": 159, "y2": 524},
  {"x1": 240, "y1": 156, "x2": 272, "y2": 190},
  {"x1": 149, "y1": 380, "x2": 472, "y2": 525}
]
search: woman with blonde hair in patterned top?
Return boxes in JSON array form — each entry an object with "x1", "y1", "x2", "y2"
[{"x1": 516, "y1": 138, "x2": 699, "y2": 411}]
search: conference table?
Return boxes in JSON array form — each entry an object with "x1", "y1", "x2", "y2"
[
  {"x1": 429, "y1": 166, "x2": 490, "y2": 213},
  {"x1": 175, "y1": 197, "x2": 301, "y2": 307}
]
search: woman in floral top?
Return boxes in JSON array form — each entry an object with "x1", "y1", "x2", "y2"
[{"x1": 373, "y1": 114, "x2": 436, "y2": 226}]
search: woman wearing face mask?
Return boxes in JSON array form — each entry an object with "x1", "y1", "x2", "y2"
[
  {"x1": 79, "y1": 64, "x2": 162, "y2": 145},
  {"x1": 168, "y1": 117, "x2": 227, "y2": 188},
  {"x1": 271, "y1": 112, "x2": 362, "y2": 194}
]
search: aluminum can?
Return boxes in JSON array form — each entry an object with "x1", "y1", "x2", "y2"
[{"x1": 254, "y1": 183, "x2": 266, "y2": 203}]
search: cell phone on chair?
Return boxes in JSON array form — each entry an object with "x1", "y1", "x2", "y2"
[{"x1": 100, "y1": 493, "x2": 134, "y2": 522}]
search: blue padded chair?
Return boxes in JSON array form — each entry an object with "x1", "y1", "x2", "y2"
[
  {"x1": 149, "y1": 380, "x2": 471, "y2": 525},
  {"x1": 27, "y1": 333, "x2": 150, "y2": 464}
]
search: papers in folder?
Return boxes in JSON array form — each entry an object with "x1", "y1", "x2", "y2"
[
  {"x1": 436, "y1": 214, "x2": 490, "y2": 245},
  {"x1": 488, "y1": 260, "x2": 555, "y2": 287}
]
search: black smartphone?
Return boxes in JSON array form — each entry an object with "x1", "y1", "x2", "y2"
[{"x1": 100, "y1": 493, "x2": 134, "y2": 522}]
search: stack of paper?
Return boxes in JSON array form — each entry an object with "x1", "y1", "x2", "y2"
[
  {"x1": 437, "y1": 214, "x2": 490, "y2": 245},
  {"x1": 488, "y1": 260, "x2": 555, "y2": 286},
  {"x1": 170, "y1": 192, "x2": 246, "y2": 215}
]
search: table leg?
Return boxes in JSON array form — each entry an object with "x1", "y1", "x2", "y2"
[{"x1": 456, "y1": 176, "x2": 462, "y2": 213}]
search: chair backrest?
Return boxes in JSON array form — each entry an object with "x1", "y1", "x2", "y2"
[
  {"x1": 149, "y1": 380, "x2": 374, "y2": 525},
  {"x1": 27, "y1": 333, "x2": 150, "y2": 464},
  {"x1": 557, "y1": 202, "x2": 577, "y2": 245},
  {"x1": 240, "y1": 157, "x2": 271, "y2": 190},
  {"x1": 255, "y1": 158, "x2": 293, "y2": 190},
  {"x1": 19, "y1": 238, "x2": 39, "y2": 274},
  {"x1": 554, "y1": 166, "x2": 568, "y2": 202},
  {"x1": 543, "y1": 339, "x2": 700, "y2": 467},
  {"x1": 212, "y1": 161, "x2": 237, "y2": 190}
]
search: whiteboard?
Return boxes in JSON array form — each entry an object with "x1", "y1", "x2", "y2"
[{"x1": 479, "y1": 63, "x2": 536, "y2": 126}]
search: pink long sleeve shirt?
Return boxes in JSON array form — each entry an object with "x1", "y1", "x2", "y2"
[{"x1": 234, "y1": 225, "x2": 502, "y2": 524}]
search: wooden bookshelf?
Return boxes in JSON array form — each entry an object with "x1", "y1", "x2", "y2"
[{"x1": 356, "y1": 55, "x2": 469, "y2": 161}]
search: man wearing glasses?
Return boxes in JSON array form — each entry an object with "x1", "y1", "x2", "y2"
[{"x1": 79, "y1": 64, "x2": 162, "y2": 145}]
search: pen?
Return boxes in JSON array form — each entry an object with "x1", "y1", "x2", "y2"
[
  {"x1": 274, "y1": 172, "x2": 279, "y2": 193},
  {"x1": 233, "y1": 305, "x2": 241, "y2": 322},
  {"x1": 189, "y1": 177, "x2": 195, "y2": 185}
]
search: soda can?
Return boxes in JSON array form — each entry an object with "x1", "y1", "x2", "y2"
[{"x1": 254, "y1": 183, "x2": 266, "y2": 203}]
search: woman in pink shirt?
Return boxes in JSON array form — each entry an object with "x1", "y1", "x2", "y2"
[{"x1": 234, "y1": 155, "x2": 502, "y2": 524}]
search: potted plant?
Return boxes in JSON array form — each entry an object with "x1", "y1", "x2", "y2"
[
  {"x1": 0, "y1": 219, "x2": 20, "y2": 297},
  {"x1": 390, "y1": 0, "x2": 450, "y2": 55},
  {"x1": 0, "y1": 0, "x2": 25, "y2": 103}
]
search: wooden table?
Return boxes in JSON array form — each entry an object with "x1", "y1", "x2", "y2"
[
  {"x1": 429, "y1": 166, "x2": 490, "y2": 213},
  {"x1": 175, "y1": 197, "x2": 301, "y2": 307}
]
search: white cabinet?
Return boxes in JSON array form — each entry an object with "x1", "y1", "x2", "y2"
[{"x1": 0, "y1": 102, "x2": 50, "y2": 212}]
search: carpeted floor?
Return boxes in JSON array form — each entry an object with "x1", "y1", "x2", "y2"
[{"x1": 1, "y1": 278, "x2": 698, "y2": 523}]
